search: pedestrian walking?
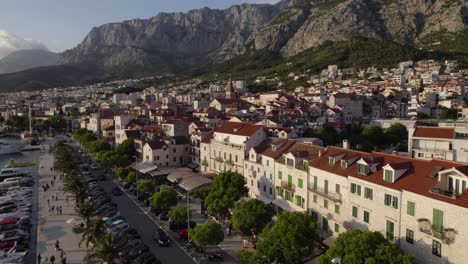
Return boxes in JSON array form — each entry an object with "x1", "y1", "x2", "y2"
[
  {"x1": 45, "y1": 256, "x2": 48, "y2": 263},
  {"x1": 60, "y1": 206, "x2": 63, "y2": 215},
  {"x1": 37, "y1": 253, "x2": 41, "y2": 264},
  {"x1": 51, "y1": 206, "x2": 55, "y2": 214},
  {"x1": 55, "y1": 240, "x2": 60, "y2": 251},
  {"x1": 53, "y1": 175, "x2": 56, "y2": 181},
  {"x1": 55, "y1": 195, "x2": 58, "y2": 201},
  {"x1": 59, "y1": 250, "x2": 64, "y2": 260},
  {"x1": 61, "y1": 255, "x2": 66, "y2": 264},
  {"x1": 47, "y1": 199, "x2": 50, "y2": 205},
  {"x1": 50, "y1": 255, "x2": 55, "y2": 264}
]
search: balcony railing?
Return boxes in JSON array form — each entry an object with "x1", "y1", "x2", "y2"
[
  {"x1": 417, "y1": 219, "x2": 457, "y2": 244},
  {"x1": 308, "y1": 185, "x2": 342, "y2": 203},
  {"x1": 212, "y1": 139, "x2": 244, "y2": 150},
  {"x1": 281, "y1": 181, "x2": 295, "y2": 192}
]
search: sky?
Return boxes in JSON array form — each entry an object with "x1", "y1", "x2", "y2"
[{"x1": 0, "y1": 0, "x2": 280, "y2": 52}]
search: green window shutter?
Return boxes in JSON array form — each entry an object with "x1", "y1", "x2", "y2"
[
  {"x1": 364, "y1": 211, "x2": 370, "y2": 224},
  {"x1": 386, "y1": 220, "x2": 394, "y2": 241},
  {"x1": 433, "y1": 209, "x2": 444, "y2": 233},
  {"x1": 324, "y1": 180, "x2": 329, "y2": 194},
  {"x1": 278, "y1": 171, "x2": 282, "y2": 180},
  {"x1": 287, "y1": 175, "x2": 292, "y2": 187},
  {"x1": 335, "y1": 184, "x2": 340, "y2": 194},
  {"x1": 384, "y1": 194, "x2": 391, "y2": 206},
  {"x1": 352, "y1": 206, "x2": 358, "y2": 218},
  {"x1": 393, "y1": 196, "x2": 399, "y2": 209},
  {"x1": 357, "y1": 185, "x2": 361, "y2": 196},
  {"x1": 407, "y1": 201, "x2": 415, "y2": 216},
  {"x1": 313, "y1": 194, "x2": 317, "y2": 203},
  {"x1": 324, "y1": 199, "x2": 328, "y2": 209},
  {"x1": 335, "y1": 204, "x2": 340, "y2": 214},
  {"x1": 334, "y1": 223, "x2": 339, "y2": 233},
  {"x1": 298, "y1": 178, "x2": 303, "y2": 188},
  {"x1": 369, "y1": 188, "x2": 373, "y2": 200},
  {"x1": 313, "y1": 176, "x2": 317, "y2": 190}
]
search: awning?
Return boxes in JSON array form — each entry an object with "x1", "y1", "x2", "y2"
[
  {"x1": 186, "y1": 163, "x2": 199, "y2": 169},
  {"x1": 178, "y1": 175, "x2": 212, "y2": 192},
  {"x1": 131, "y1": 162, "x2": 158, "y2": 174},
  {"x1": 272, "y1": 199, "x2": 295, "y2": 212},
  {"x1": 256, "y1": 195, "x2": 274, "y2": 204},
  {"x1": 167, "y1": 168, "x2": 195, "y2": 183}
]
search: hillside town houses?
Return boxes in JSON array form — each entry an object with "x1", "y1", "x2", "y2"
[{"x1": 1, "y1": 60, "x2": 468, "y2": 263}]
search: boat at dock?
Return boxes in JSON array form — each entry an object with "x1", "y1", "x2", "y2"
[{"x1": 0, "y1": 143, "x2": 24, "y2": 156}]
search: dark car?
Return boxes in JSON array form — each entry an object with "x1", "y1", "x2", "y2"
[
  {"x1": 149, "y1": 207, "x2": 167, "y2": 216},
  {"x1": 158, "y1": 210, "x2": 169, "y2": 221},
  {"x1": 112, "y1": 187, "x2": 122, "y2": 196},
  {"x1": 156, "y1": 231, "x2": 170, "y2": 247},
  {"x1": 169, "y1": 220, "x2": 196, "y2": 231},
  {"x1": 123, "y1": 183, "x2": 134, "y2": 190},
  {"x1": 137, "y1": 192, "x2": 151, "y2": 201}
]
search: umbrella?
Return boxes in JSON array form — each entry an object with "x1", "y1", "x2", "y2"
[{"x1": 66, "y1": 218, "x2": 76, "y2": 224}]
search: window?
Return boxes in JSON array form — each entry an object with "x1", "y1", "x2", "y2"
[
  {"x1": 298, "y1": 179, "x2": 303, "y2": 188},
  {"x1": 432, "y1": 240, "x2": 441, "y2": 257},
  {"x1": 351, "y1": 183, "x2": 357, "y2": 194},
  {"x1": 266, "y1": 160, "x2": 269, "y2": 166},
  {"x1": 407, "y1": 201, "x2": 415, "y2": 216},
  {"x1": 287, "y1": 175, "x2": 292, "y2": 187},
  {"x1": 364, "y1": 187, "x2": 373, "y2": 200},
  {"x1": 313, "y1": 176, "x2": 317, "y2": 191},
  {"x1": 334, "y1": 223, "x2": 340, "y2": 233},
  {"x1": 357, "y1": 185, "x2": 361, "y2": 195},
  {"x1": 335, "y1": 184, "x2": 340, "y2": 194},
  {"x1": 433, "y1": 209, "x2": 444, "y2": 233},
  {"x1": 384, "y1": 194, "x2": 398, "y2": 209},
  {"x1": 341, "y1": 160, "x2": 347, "y2": 168},
  {"x1": 352, "y1": 206, "x2": 358, "y2": 218},
  {"x1": 313, "y1": 195, "x2": 317, "y2": 203},
  {"x1": 324, "y1": 199, "x2": 328, "y2": 209},
  {"x1": 406, "y1": 229, "x2": 414, "y2": 244},
  {"x1": 278, "y1": 171, "x2": 282, "y2": 180},
  {"x1": 284, "y1": 190, "x2": 290, "y2": 201},
  {"x1": 286, "y1": 158, "x2": 294, "y2": 167},
  {"x1": 386, "y1": 220, "x2": 395, "y2": 241},
  {"x1": 329, "y1": 157, "x2": 335, "y2": 165},
  {"x1": 269, "y1": 187, "x2": 272, "y2": 195},
  {"x1": 324, "y1": 180, "x2": 329, "y2": 194},
  {"x1": 384, "y1": 169, "x2": 393, "y2": 182},
  {"x1": 363, "y1": 210, "x2": 370, "y2": 224},
  {"x1": 356, "y1": 163, "x2": 370, "y2": 174},
  {"x1": 335, "y1": 204, "x2": 340, "y2": 214},
  {"x1": 263, "y1": 185, "x2": 266, "y2": 192}
]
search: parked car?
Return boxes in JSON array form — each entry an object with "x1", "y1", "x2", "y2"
[
  {"x1": 159, "y1": 210, "x2": 169, "y2": 221},
  {"x1": 111, "y1": 187, "x2": 122, "y2": 196},
  {"x1": 154, "y1": 230, "x2": 170, "y2": 247},
  {"x1": 169, "y1": 220, "x2": 196, "y2": 231}
]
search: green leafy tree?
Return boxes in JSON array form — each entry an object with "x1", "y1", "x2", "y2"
[
  {"x1": 194, "y1": 186, "x2": 211, "y2": 200},
  {"x1": 205, "y1": 171, "x2": 248, "y2": 218},
  {"x1": 238, "y1": 250, "x2": 269, "y2": 264},
  {"x1": 137, "y1": 179, "x2": 155, "y2": 193},
  {"x1": 317, "y1": 230, "x2": 415, "y2": 264},
  {"x1": 46, "y1": 115, "x2": 67, "y2": 130},
  {"x1": 417, "y1": 112, "x2": 430, "y2": 119},
  {"x1": 255, "y1": 212, "x2": 320, "y2": 264},
  {"x1": 115, "y1": 138, "x2": 135, "y2": 157},
  {"x1": 312, "y1": 126, "x2": 340, "y2": 147},
  {"x1": 149, "y1": 186, "x2": 178, "y2": 209},
  {"x1": 231, "y1": 199, "x2": 274, "y2": 237},
  {"x1": 385, "y1": 123, "x2": 408, "y2": 145},
  {"x1": 88, "y1": 140, "x2": 111, "y2": 154},
  {"x1": 115, "y1": 167, "x2": 132, "y2": 180},
  {"x1": 125, "y1": 171, "x2": 137, "y2": 184},
  {"x1": 97, "y1": 150, "x2": 114, "y2": 167},
  {"x1": 189, "y1": 222, "x2": 225, "y2": 249},
  {"x1": 80, "y1": 219, "x2": 106, "y2": 248},
  {"x1": 75, "y1": 200, "x2": 96, "y2": 226},
  {"x1": 168, "y1": 205, "x2": 191, "y2": 222},
  {"x1": 85, "y1": 233, "x2": 125, "y2": 264},
  {"x1": 362, "y1": 125, "x2": 385, "y2": 147},
  {"x1": 5, "y1": 115, "x2": 28, "y2": 129}
]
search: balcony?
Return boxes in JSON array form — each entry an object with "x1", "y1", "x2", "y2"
[
  {"x1": 214, "y1": 156, "x2": 223, "y2": 163},
  {"x1": 212, "y1": 139, "x2": 244, "y2": 150},
  {"x1": 281, "y1": 181, "x2": 295, "y2": 192},
  {"x1": 417, "y1": 218, "x2": 457, "y2": 244},
  {"x1": 308, "y1": 186, "x2": 342, "y2": 203},
  {"x1": 430, "y1": 188, "x2": 457, "y2": 199}
]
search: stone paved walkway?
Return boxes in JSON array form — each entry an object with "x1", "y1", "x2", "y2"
[{"x1": 37, "y1": 138, "x2": 87, "y2": 264}]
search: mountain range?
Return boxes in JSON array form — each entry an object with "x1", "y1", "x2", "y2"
[{"x1": 0, "y1": 0, "x2": 466, "y2": 92}]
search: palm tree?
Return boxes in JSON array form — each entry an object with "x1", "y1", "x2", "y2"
[
  {"x1": 75, "y1": 201, "x2": 96, "y2": 226},
  {"x1": 85, "y1": 233, "x2": 124, "y2": 264},
  {"x1": 80, "y1": 219, "x2": 106, "y2": 248}
]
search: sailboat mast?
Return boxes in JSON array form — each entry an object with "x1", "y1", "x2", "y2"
[{"x1": 28, "y1": 102, "x2": 32, "y2": 134}]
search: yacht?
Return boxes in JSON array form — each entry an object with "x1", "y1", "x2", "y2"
[{"x1": 0, "y1": 143, "x2": 23, "y2": 156}]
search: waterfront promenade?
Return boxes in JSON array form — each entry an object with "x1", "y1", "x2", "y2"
[{"x1": 37, "y1": 138, "x2": 87, "y2": 264}]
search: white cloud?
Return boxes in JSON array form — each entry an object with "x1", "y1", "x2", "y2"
[{"x1": 0, "y1": 30, "x2": 48, "y2": 59}]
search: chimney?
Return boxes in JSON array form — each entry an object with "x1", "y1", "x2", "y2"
[
  {"x1": 343, "y1": 139, "x2": 349, "y2": 149},
  {"x1": 319, "y1": 150, "x2": 322, "y2": 157}
]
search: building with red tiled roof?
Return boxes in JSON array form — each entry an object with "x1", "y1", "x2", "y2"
[{"x1": 409, "y1": 126, "x2": 468, "y2": 162}]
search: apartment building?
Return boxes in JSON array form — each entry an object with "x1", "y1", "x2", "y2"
[
  {"x1": 142, "y1": 137, "x2": 189, "y2": 167},
  {"x1": 408, "y1": 126, "x2": 468, "y2": 162},
  {"x1": 200, "y1": 122, "x2": 266, "y2": 174}
]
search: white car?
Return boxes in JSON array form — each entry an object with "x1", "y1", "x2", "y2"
[
  {"x1": 108, "y1": 219, "x2": 126, "y2": 229},
  {"x1": 91, "y1": 164, "x2": 100, "y2": 170},
  {"x1": 107, "y1": 222, "x2": 129, "y2": 235}
]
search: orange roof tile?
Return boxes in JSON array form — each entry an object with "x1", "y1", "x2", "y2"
[{"x1": 413, "y1": 127, "x2": 454, "y2": 139}]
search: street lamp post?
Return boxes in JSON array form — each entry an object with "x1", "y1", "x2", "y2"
[
  {"x1": 134, "y1": 155, "x2": 139, "y2": 199},
  {"x1": 187, "y1": 189, "x2": 190, "y2": 242}
]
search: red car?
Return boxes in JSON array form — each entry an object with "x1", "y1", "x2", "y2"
[
  {"x1": 0, "y1": 241, "x2": 15, "y2": 250},
  {"x1": 0, "y1": 218, "x2": 19, "y2": 226},
  {"x1": 179, "y1": 228, "x2": 188, "y2": 242}
]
